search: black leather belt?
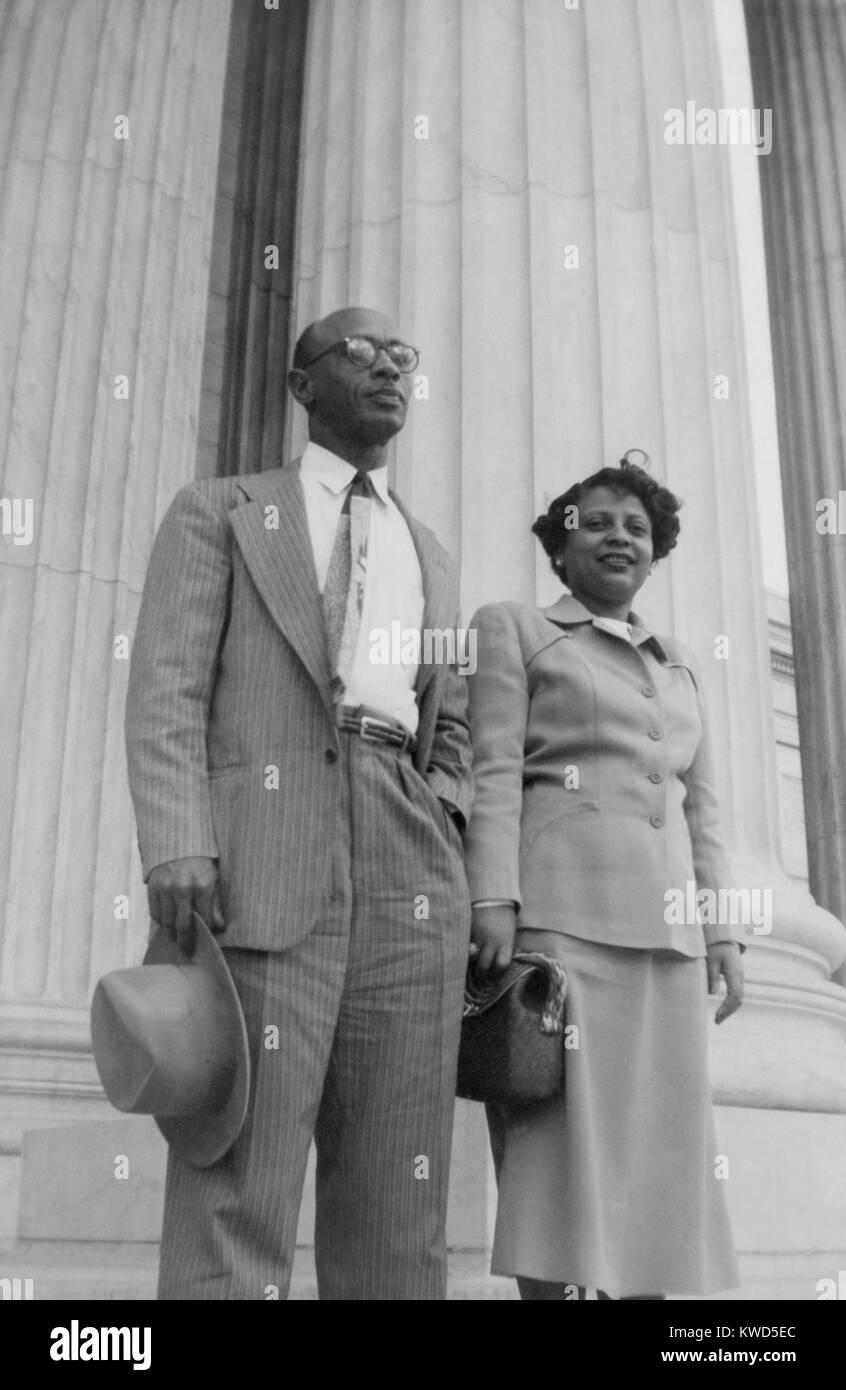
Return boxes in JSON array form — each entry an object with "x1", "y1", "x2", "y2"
[{"x1": 337, "y1": 705, "x2": 417, "y2": 753}]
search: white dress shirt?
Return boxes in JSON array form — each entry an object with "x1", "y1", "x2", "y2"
[
  {"x1": 299, "y1": 442, "x2": 424, "y2": 734},
  {"x1": 591, "y1": 616, "x2": 634, "y2": 642}
]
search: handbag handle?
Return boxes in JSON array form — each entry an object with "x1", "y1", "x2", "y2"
[
  {"x1": 463, "y1": 950, "x2": 567, "y2": 1035},
  {"x1": 513, "y1": 951, "x2": 567, "y2": 1035}
]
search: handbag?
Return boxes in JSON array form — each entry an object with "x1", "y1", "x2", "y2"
[{"x1": 456, "y1": 951, "x2": 568, "y2": 1105}]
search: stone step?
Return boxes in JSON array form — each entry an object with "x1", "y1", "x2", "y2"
[
  {"x1": 0, "y1": 1242, "x2": 517, "y2": 1300},
  {"x1": 2, "y1": 1239, "x2": 836, "y2": 1299},
  {"x1": 14, "y1": 1109, "x2": 493, "y2": 1251},
  {"x1": 10, "y1": 1112, "x2": 846, "y2": 1300}
]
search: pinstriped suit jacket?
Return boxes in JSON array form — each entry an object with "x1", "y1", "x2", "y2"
[{"x1": 125, "y1": 463, "x2": 472, "y2": 952}]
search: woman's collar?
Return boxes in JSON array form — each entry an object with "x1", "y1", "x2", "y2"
[{"x1": 542, "y1": 594, "x2": 669, "y2": 661}]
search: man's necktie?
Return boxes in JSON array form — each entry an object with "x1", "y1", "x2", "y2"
[{"x1": 323, "y1": 470, "x2": 372, "y2": 702}]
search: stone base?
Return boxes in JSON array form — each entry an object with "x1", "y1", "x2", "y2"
[
  {"x1": 714, "y1": 1105, "x2": 846, "y2": 1299},
  {"x1": 4, "y1": 1240, "x2": 844, "y2": 1301},
  {"x1": 1, "y1": 1105, "x2": 844, "y2": 1300},
  {"x1": 0, "y1": 1243, "x2": 518, "y2": 1301},
  {"x1": 11, "y1": 1102, "x2": 493, "y2": 1249},
  {"x1": 0, "y1": 1155, "x2": 21, "y2": 1243}
]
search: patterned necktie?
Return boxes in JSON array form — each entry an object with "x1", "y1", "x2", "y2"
[{"x1": 323, "y1": 470, "x2": 372, "y2": 702}]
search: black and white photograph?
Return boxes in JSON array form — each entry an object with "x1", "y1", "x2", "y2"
[{"x1": 1, "y1": 0, "x2": 845, "y2": 1347}]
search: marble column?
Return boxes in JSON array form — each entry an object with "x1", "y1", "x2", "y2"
[
  {"x1": 195, "y1": 0, "x2": 309, "y2": 480},
  {"x1": 0, "y1": 0, "x2": 232, "y2": 1180},
  {"x1": 290, "y1": 0, "x2": 846, "y2": 1270},
  {"x1": 744, "y1": 0, "x2": 846, "y2": 976}
]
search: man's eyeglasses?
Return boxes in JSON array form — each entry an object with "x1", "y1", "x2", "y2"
[{"x1": 300, "y1": 335, "x2": 420, "y2": 374}]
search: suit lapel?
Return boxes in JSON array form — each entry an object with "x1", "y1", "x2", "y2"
[
  {"x1": 228, "y1": 468, "x2": 452, "y2": 713},
  {"x1": 229, "y1": 465, "x2": 334, "y2": 711}
]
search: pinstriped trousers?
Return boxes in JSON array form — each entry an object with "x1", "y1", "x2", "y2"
[{"x1": 157, "y1": 732, "x2": 471, "y2": 1300}]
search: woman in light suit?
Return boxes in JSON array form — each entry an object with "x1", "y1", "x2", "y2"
[{"x1": 464, "y1": 457, "x2": 745, "y2": 1300}]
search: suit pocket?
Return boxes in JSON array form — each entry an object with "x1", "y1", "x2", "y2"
[
  {"x1": 397, "y1": 758, "x2": 460, "y2": 847},
  {"x1": 523, "y1": 811, "x2": 582, "y2": 852},
  {"x1": 522, "y1": 783, "x2": 598, "y2": 848},
  {"x1": 436, "y1": 795, "x2": 463, "y2": 849},
  {"x1": 398, "y1": 758, "x2": 438, "y2": 812}
]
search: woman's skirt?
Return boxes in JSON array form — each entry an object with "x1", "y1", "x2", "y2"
[{"x1": 486, "y1": 932, "x2": 740, "y2": 1297}]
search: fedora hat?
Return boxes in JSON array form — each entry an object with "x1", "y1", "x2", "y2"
[{"x1": 90, "y1": 912, "x2": 250, "y2": 1168}]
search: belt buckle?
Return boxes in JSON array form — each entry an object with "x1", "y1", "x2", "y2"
[{"x1": 359, "y1": 714, "x2": 395, "y2": 745}]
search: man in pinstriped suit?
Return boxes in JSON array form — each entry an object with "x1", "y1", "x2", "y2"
[{"x1": 125, "y1": 306, "x2": 472, "y2": 1300}]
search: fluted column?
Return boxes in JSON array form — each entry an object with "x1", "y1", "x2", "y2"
[
  {"x1": 0, "y1": 0, "x2": 231, "y2": 1152},
  {"x1": 290, "y1": 0, "x2": 846, "y2": 1176},
  {"x1": 744, "y1": 0, "x2": 846, "y2": 978},
  {"x1": 195, "y1": 0, "x2": 309, "y2": 480}
]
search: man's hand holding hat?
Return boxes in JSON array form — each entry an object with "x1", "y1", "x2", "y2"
[{"x1": 146, "y1": 856, "x2": 225, "y2": 957}]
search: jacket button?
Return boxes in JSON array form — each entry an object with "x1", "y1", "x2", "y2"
[
  {"x1": 650, "y1": 814, "x2": 664, "y2": 828},
  {"x1": 325, "y1": 748, "x2": 338, "y2": 764},
  {"x1": 648, "y1": 771, "x2": 663, "y2": 784},
  {"x1": 641, "y1": 686, "x2": 655, "y2": 697},
  {"x1": 648, "y1": 729, "x2": 662, "y2": 740}
]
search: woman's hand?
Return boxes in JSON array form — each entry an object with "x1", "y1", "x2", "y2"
[
  {"x1": 706, "y1": 941, "x2": 744, "y2": 1024},
  {"x1": 471, "y1": 903, "x2": 518, "y2": 979}
]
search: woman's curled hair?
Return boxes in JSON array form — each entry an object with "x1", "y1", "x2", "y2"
[{"x1": 532, "y1": 457, "x2": 682, "y2": 583}]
